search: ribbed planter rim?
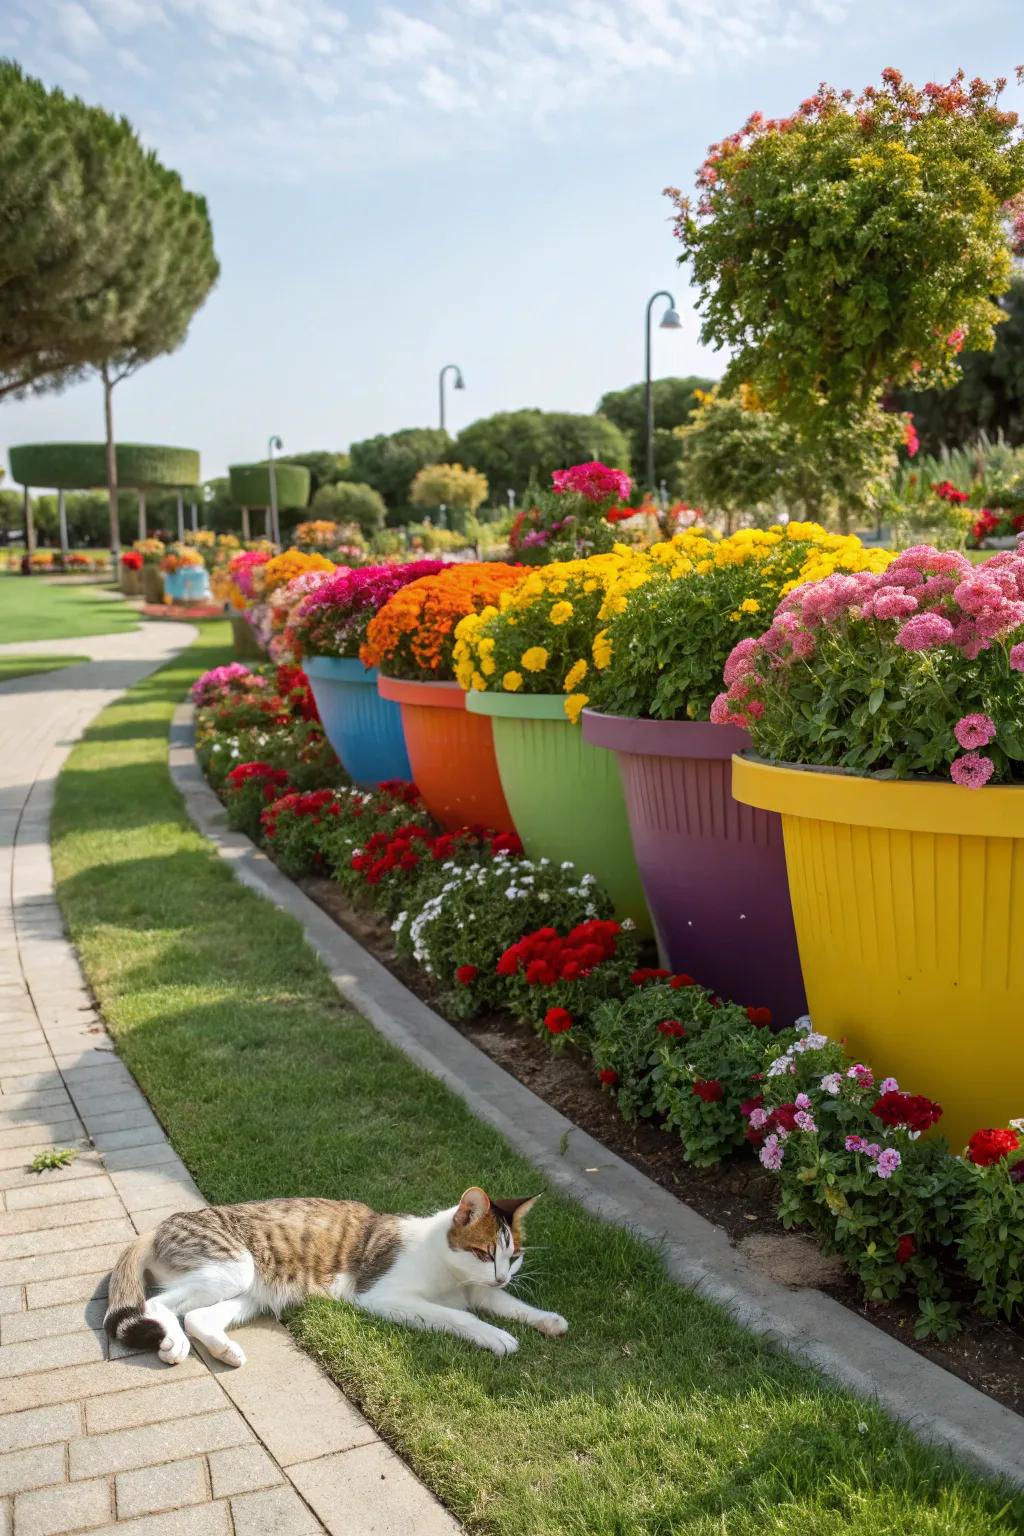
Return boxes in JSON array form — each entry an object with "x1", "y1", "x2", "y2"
[
  {"x1": 465, "y1": 690, "x2": 568, "y2": 721},
  {"x1": 582, "y1": 708, "x2": 750, "y2": 760},
  {"x1": 305, "y1": 655, "x2": 377, "y2": 683},
  {"x1": 378, "y1": 676, "x2": 466, "y2": 710},
  {"x1": 732, "y1": 753, "x2": 1024, "y2": 837}
]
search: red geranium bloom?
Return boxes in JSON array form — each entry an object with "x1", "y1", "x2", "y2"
[
  {"x1": 896, "y1": 1235, "x2": 915, "y2": 1265},
  {"x1": 525, "y1": 959, "x2": 557, "y2": 986},
  {"x1": 544, "y1": 1007, "x2": 573, "y2": 1035},
  {"x1": 739, "y1": 1095, "x2": 764, "y2": 1116},
  {"x1": 692, "y1": 1079, "x2": 724, "y2": 1103},
  {"x1": 455, "y1": 965, "x2": 478, "y2": 986},
  {"x1": 658, "y1": 1019, "x2": 686, "y2": 1038},
  {"x1": 768, "y1": 1102, "x2": 799, "y2": 1133},
  {"x1": 871, "y1": 1091, "x2": 942, "y2": 1133},
  {"x1": 630, "y1": 967, "x2": 671, "y2": 986},
  {"x1": 967, "y1": 1127, "x2": 1021, "y2": 1167},
  {"x1": 670, "y1": 973, "x2": 695, "y2": 989},
  {"x1": 598, "y1": 1069, "x2": 619, "y2": 1086},
  {"x1": 746, "y1": 1007, "x2": 772, "y2": 1028}
]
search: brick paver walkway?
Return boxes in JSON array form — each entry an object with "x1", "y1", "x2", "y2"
[{"x1": 0, "y1": 622, "x2": 458, "y2": 1535}]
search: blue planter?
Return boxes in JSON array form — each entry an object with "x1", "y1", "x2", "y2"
[
  {"x1": 305, "y1": 656, "x2": 411, "y2": 787},
  {"x1": 164, "y1": 566, "x2": 211, "y2": 603}
]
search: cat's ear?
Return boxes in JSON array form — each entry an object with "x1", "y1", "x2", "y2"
[
  {"x1": 453, "y1": 1187, "x2": 490, "y2": 1227},
  {"x1": 491, "y1": 1194, "x2": 540, "y2": 1225}
]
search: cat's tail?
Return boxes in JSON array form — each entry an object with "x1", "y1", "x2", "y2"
[{"x1": 104, "y1": 1232, "x2": 165, "y2": 1350}]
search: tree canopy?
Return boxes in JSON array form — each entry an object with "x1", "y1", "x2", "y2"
[
  {"x1": 286, "y1": 451, "x2": 351, "y2": 499},
  {"x1": 668, "y1": 70, "x2": 1024, "y2": 432},
  {"x1": 310, "y1": 480, "x2": 386, "y2": 535},
  {"x1": 889, "y1": 277, "x2": 1024, "y2": 452},
  {"x1": 453, "y1": 409, "x2": 630, "y2": 500},
  {"x1": 0, "y1": 60, "x2": 219, "y2": 402},
  {"x1": 597, "y1": 377, "x2": 714, "y2": 494},
  {"x1": 347, "y1": 428, "x2": 451, "y2": 509}
]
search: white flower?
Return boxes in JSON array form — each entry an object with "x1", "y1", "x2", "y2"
[
  {"x1": 793, "y1": 1015, "x2": 813, "y2": 1033},
  {"x1": 621, "y1": 918, "x2": 636, "y2": 930},
  {"x1": 766, "y1": 1054, "x2": 794, "y2": 1079},
  {"x1": 820, "y1": 1073, "x2": 843, "y2": 1095}
]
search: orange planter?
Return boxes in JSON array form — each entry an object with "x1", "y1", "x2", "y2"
[{"x1": 376, "y1": 676, "x2": 514, "y2": 833}]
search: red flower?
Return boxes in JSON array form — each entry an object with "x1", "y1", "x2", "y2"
[
  {"x1": 871, "y1": 1091, "x2": 942, "y2": 1133},
  {"x1": 544, "y1": 1008, "x2": 573, "y2": 1035},
  {"x1": 967, "y1": 1127, "x2": 1021, "y2": 1167},
  {"x1": 455, "y1": 965, "x2": 478, "y2": 986},
  {"x1": 630, "y1": 967, "x2": 671, "y2": 985},
  {"x1": 598, "y1": 1069, "x2": 619, "y2": 1086},
  {"x1": 746, "y1": 1007, "x2": 772, "y2": 1028},
  {"x1": 525, "y1": 959, "x2": 557, "y2": 987},
  {"x1": 739, "y1": 1095, "x2": 764, "y2": 1117},
  {"x1": 669, "y1": 973, "x2": 695, "y2": 989},
  {"x1": 769, "y1": 1102, "x2": 800, "y2": 1133},
  {"x1": 896, "y1": 1235, "x2": 915, "y2": 1265},
  {"x1": 692, "y1": 1079, "x2": 724, "y2": 1103},
  {"x1": 489, "y1": 832, "x2": 523, "y2": 857},
  {"x1": 657, "y1": 1019, "x2": 686, "y2": 1037}
]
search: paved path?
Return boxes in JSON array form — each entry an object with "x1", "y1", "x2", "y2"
[{"x1": 0, "y1": 624, "x2": 458, "y2": 1536}]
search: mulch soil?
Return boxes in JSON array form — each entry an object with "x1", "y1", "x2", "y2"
[
  {"x1": 142, "y1": 602, "x2": 224, "y2": 620},
  {"x1": 302, "y1": 873, "x2": 1024, "y2": 1419}
]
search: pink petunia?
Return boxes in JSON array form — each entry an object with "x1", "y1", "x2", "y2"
[
  {"x1": 954, "y1": 713, "x2": 997, "y2": 750},
  {"x1": 950, "y1": 752, "x2": 995, "y2": 790}
]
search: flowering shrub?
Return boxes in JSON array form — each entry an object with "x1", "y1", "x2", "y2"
[
  {"x1": 361, "y1": 563, "x2": 526, "y2": 681},
  {"x1": 309, "y1": 782, "x2": 429, "y2": 894},
  {"x1": 195, "y1": 665, "x2": 338, "y2": 793},
  {"x1": 590, "y1": 983, "x2": 786, "y2": 1165},
  {"x1": 190, "y1": 662, "x2": 261, "y2": 706},
  {"x1": 289, "y1": 561, "x2": 445, "y2": 661},
  {"x1": 453, "y1": 551, "x2": 646, "y2": 716},
  {"x1": 260, "y1": 548, "x2": 335, "y2": 598},
  {"x1": 392, "y1": 855, "x2": 613, "y2": 1016},
  {"x1": 494, "y1": 918, "x2": 639, "y2": 1040},
  {"x1": 959, "y1": 1136, "x2": 1024, "y2": 1322},
  {"x1": 212, "y1": 548, "x2": 273, "y2": 610},
  {"x1": 133, "y1": 538, "x2": 165, "y2": 565},
  {"x1": 586, "y1": 523, "x2": 891, "y2": 723},
  {"x1": 719, "y1": 544, "x2": 1024, "y2": 783},
  {"x1": 259, "y1": 788, "x2": 345, "y2": 877},
  {"x1": 223, "y1": 761, "x2": 291, "y2": 838},
  {"x1": 508, "y1": 461, "x2": 635, "y2": 563}
]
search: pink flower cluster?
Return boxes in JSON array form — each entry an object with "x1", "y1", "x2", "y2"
[
  {"x1": 191, "y1": 662, "x2": 263, "y2": 705},
  {"x1": 230, "y1": 549, "x2": 273, "y2": 601},
  {"x1": 290, "y1": 561, "x2": 446, "y2": 659},
  {"x1": 551, "y1": 461, "x2": 633, "y2": 504},
  {"x1": 714, "y1": 544, "x2": 1024, "y2": 786}
]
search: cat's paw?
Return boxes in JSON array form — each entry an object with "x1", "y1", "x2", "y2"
[
  {"x1": 534, "y1": 1311, "x2": 568, "y2": 1338},
  {"x1": 158, "y1": 1329, "x2": 190, "y2": 1367},
  {"x1": 481, "y1": 1327, "x2": 519, "y2": 1357},
  {"x1": 209, "y1": 1338, "x2": 246, "y2": 1368}
]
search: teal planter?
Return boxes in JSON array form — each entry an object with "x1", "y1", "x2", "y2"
[{"x1": 305, "y1": 656, "x2": 411, "y2": 787}]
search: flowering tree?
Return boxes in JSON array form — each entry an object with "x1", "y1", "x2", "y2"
[
  {"x1": 409, "y1": 462, "x2": 489, "y2": 529},
  {"x1": 667, "y1": 70, "x2": 1024, "y2": 461}
]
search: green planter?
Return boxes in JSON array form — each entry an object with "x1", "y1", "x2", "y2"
[{"x1": 465, "y1": 691, "x2": 651, "y2": 934}]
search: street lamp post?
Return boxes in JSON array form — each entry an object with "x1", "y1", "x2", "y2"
[
  {"x1": 439, "y1": 364, "x2": 465, "y2": 433},
  {"x1": 267, "y1": 435, "x2": 283, "y2": 546},
  {"x1": 644, "y1": 291, "x2": 682, "y2": 492}
]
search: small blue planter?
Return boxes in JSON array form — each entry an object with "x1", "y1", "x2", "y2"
[
  {"x1": 305, "y1": 656, "x2": 411, "y2": 787},
  {"x1": 164, "y1": 565, "x2": 211, "y2": 603}
]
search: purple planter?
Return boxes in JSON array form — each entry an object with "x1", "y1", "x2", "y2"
[{"x1": 582, "y1": 710, "x2": 806, "y2": 1027}]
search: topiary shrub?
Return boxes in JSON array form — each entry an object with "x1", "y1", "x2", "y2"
[
  {"x1": 9, "y1": 443, "x2": 199, "y2": 489},
  {"x1": 228, "y1": 462, "x2": 310, "y2": 510},
  {"x1": 311, "y1": 480, "x2": 386, "y2": 535}
]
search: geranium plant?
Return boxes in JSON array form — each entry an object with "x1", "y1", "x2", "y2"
[
  {"x1": 494, "y1": 918, "x2": 639, "y2": 1042},
  {"x1": 718, "y1": 544, "x2": 1024, "y2": 783},
  {"x1": 360, "y1": 563, "x2": 525, "y2": 681},
  {"x1": 509, "y1": 461, "x2": 635, "y2": 563}
]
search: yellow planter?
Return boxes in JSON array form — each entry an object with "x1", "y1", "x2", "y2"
[{"x1": 732, "y1": 755, "x2": 1024, "y2": 1149}]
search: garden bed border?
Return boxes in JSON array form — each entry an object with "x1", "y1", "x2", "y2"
[{"x1": 169, "y1": 699, "x2": 1024, "y2": 1491}]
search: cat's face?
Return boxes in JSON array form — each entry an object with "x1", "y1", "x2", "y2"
[{"x1": 447, "y1": 1187, "x2": 536, "y2": 1287}]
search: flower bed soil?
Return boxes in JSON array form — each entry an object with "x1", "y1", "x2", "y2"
[
  {"x1": 301, "y1": 872, "x2": 1024, "y2": 1418},
  {"x1": 141, "y1": 601, "x2": 224, "y2": 620}
]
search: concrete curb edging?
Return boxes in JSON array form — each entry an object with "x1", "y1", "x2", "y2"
[{"x1": 169, "y1": 701, "x2": 1024, "y2": 1492}]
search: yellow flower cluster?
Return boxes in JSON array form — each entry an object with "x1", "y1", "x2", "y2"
[{"x1": 260, "y1": 548, "x2": 336, "y2": 597}]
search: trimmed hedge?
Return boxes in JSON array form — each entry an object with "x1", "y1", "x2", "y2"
[
  {"x1": 229, "y1": 462, "x2": 310, "y2": 510},
  {"x1": 9, "y1": 443, "x2": 200, "y2": 490}
]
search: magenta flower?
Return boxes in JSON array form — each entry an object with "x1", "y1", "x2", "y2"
[
  {"x1": 950, "y1": 752, "x2": 995, "y2": 790},
  {"x1": 895, "y1": 613, "x2": 955, "y2": 651},
  {"x1": 954, "y1": 713, "x2": 996, "y2": 750},
  {"x1": 551, "y1": 461, "x2": 632, "y2": 503}
]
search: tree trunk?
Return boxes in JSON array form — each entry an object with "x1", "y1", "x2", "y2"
[
  {"x1": 241, "y1": 506, "x2": 250, "y2": 542},
  {"x1": 58, "y1": 490, "x2": 68, "y2": 558},
  {"x1": 138, "y1": 491, "x2": 147, "y2": 541},
  {"x1": 22, "y1": 486, "x2": 34, "y2": 572},
  {"x1": 103, "y1": 366, "x2": 120, "y2": 554}
]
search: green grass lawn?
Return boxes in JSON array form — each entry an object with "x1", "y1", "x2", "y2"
[
  {"x1": 0, "y1": 654, "x2": 89, "y2": 682},
  {"x1": 0, "y1": 578, "x2": 138, "y2": 643},
  {"x1": 49, "y1": 624, "x2": 1023, "y2": 1536}
]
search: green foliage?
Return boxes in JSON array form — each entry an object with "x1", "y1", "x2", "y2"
[
  {"x1": 28, "y1": 1146, "x2": 78, "y2": 1173},
  {"x1": 670, "y1": 71, "x2": 1024, "y2": 432},
  {"x1": 959, "y1": 1155, "x2": 1024, "y2": 1322},
  {"x1": 228, "y1": 462, "x2": 310, "y2": 511},
  {"x1": 0, "y1": 62, "x2": 217, "y2": 400},
  {"x1": 310, "y1": 480, "x2": 386, "y2": 535},
  {"x1": 409, "y1": 462, "x2": 489, "y2": 527},
  {"x1": 347, "y1": 428, "x2": 451, "y2": 510},
  {"x1": 285, "y1": 451, "x2": 351, "y2": 498},
  {"x1": 597, "y1": 377, "x2": 714, "y2": 494},
  {"x1": 890, "y1": 279, "x2": 1024, "y2": 451},
  {"x1": 453, "y1": 409, "x2": 630, "y2": 500},
  {"x1": 9, "y1": 443, "x2": 199, "y2": 490},
  {"x1": 0, "y1": 488, "x2": 21, "y2": 534}
]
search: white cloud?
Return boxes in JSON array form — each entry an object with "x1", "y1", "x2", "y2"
[{"x1": 57, "y1": 0, "x2": 104, "y2": 51}]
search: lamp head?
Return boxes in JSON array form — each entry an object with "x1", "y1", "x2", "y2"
[
  {"x1": 454, "y1": 369, "x2": 465, "y2": 390},
  {"x1": 659, "y1": 305, "x2": 683, "y2": 330}
]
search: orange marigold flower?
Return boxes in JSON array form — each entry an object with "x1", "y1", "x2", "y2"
[{"x1": 361, "y1": 563, "x2": 526, "y2": 680}]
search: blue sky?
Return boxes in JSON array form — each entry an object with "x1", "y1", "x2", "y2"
[{"x1": 2, "y1": 0, "x2": 1022, "y2": 483}]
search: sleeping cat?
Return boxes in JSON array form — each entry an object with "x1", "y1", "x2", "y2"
[{"x1": 104, "y1": 1186, "x2": 567, "y2": 1367}]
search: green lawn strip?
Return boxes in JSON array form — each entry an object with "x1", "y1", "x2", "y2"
[
  {"x1": 50, "y1": 625, "x2": 1021, "y2": 1536},
  {"x1": 0, "y1": 579, "x2": 138, "y2": 642},
  {"x1": 0, "y1": 654, "x2": 89, "y2": 682}
]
